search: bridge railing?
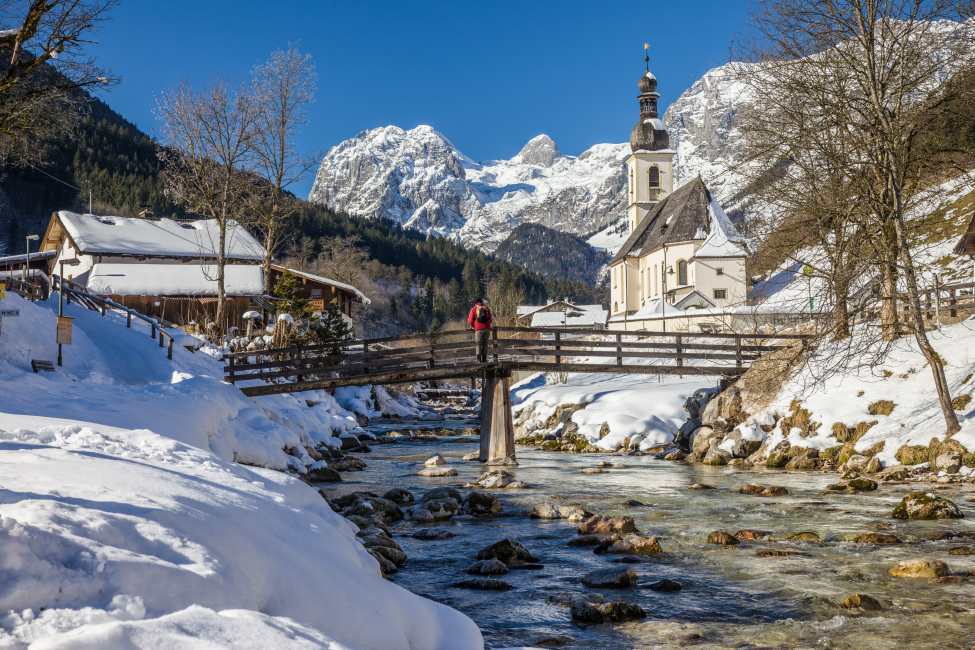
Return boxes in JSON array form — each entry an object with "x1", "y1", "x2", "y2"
[{"x1": 223, "y1": 326, "x2": 808, "y2": 393}]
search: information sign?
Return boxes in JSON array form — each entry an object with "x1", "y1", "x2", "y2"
[
  {"x1": 0, "y1": 309, "x2": 19, "y2": 317},
  {"x1": 57, "y1": 316, "x2": 73, "y2": 345}
]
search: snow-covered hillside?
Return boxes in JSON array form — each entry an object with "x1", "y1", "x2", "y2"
[
  {"x1": 308, "y1": 127, "x2": 629, "y2": 251},
  {"x1": 0, "y1": 292, "x2": 482, "y2": 649}
]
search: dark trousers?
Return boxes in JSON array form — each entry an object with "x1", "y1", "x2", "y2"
[{"x1": 475, "y1": 329, "x2": 490, "y2": 362}]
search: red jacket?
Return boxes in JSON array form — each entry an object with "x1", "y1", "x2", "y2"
[{"x1": 468, "y1": 304, "x2": 492, "y2": 331}]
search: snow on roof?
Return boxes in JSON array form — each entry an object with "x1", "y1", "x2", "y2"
[
  {"x1": 271, "y1": 265, "x2": 370, "y2": 304},
  {"x1": 643, "y1": 118, "x2": 667, "y2": 130},
  {"x1": 0, "y1": 250, "x2": 56, "y2": 265},
  {"x1": 56, "y1": 212, "x2": 265, "y2": 260},
  {"x1": 517, "y1": 302, "x2": 605, "y2": 317},
  {"x1": 531, "y1": 309, "x2": 608, "y2": 328},
  {"x1": 691, "y1": 198, "x2": 747, "y2": 259},
  {"x1": 86, "y1": 263, "x2": 264, "y2": 297},
  {"x1": 631, "y1": 298, "x2": 684, "y2": 318}
]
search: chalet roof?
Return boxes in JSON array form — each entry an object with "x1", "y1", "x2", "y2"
[
  {"x1": 270, "y1": 264, "x2": 370, "y2": 305},
  {"x1": 86, "y1": 263, "x2": 264, "y2": 297},
  {"x1": 48, "y1": 212, "x2": 265, "y2": 261},
  {"x1": 517, "y1": 301, "x2": 604, "y2": 317},
  {"x1": 531, "y1": 308, "x2": 608, "y2": 327},
  {"x1": 955, "y1": 212, "x2": 975, "y2": 255},
  {"x1": 0, "y1": 250, "x2": 56, "y2": 265},
  {"x1": 611, "y1": 176, "x2": 744, "y2": 263}
]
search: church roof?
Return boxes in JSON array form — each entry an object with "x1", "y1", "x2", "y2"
[{"x1": 612, "y1": 176, "x2": 729, "y2": 263}]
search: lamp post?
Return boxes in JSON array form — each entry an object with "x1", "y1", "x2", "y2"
[
  {"x1": 25, "y1": 235, "x2": 39, "y2": 300},
  {"x1": 57, "y1": 257, "x2": 80, "y2": 366}
]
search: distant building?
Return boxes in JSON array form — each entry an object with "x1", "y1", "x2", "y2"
[
  {"x1": 39, "y1": 210, "x2": 266, "y2": 326},
  {"x1": 269, "y1": 265, "x2": 370, "y2": 318},
  {"x1": 954, "y1": 212, "x2": 975, "y2": 256},
  {"x1": 517, "y1": 301, "x2": 608, "y2": 329},
  {"x1": 607, "y1": 57, "x2": 748, "y2": 331}
]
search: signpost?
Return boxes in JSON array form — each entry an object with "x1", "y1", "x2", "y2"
[
  {"x1": 57, "y1": 258, "x2": 81, "y2": 366},
  {"x1": 57, "y1": 316, "x2": 73, "y2": 345},
  {"x1": 0, "y1": 309, "x2": 19, "y2": 317},
  {"x1": 803, "y1": 265, "x2": 814, "y2": 312}
]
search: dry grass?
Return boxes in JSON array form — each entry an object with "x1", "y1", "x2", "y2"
[{"x1": 868, "y1": 400, "x2": 896, "y2": 416}]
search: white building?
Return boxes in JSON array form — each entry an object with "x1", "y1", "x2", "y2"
[
  {"x1": 517, "y1": 301, "x2": 608, "y2": 329},
  {"x1": 607, "y1": 57, "x2": 748, "y2": 331}
]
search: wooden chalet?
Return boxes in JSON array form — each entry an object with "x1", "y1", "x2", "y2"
[
  {"x1": 955, "y1": 212, "x2": 975, "y2": 256},
  {"x1": 269, "y1": 265, "x2": 370, "y2": 317}
]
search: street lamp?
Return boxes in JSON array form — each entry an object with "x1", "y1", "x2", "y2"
[
  {"x1": 25, "y1": 235, "x2": 39, "y2": 301},
  {"x1": 57, "y1": 257, "x2": 80, "y2": 366}
]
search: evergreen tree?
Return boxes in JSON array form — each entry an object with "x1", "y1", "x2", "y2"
[
  {"x1": 309, "y1": 300, "x2": 354, "y2": 355},
  {"x1": 273, "y1": 270, "x2": 315, "y2": 320}
]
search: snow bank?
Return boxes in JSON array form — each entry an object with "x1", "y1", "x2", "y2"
[{"x1": 0, "y1": 415, "x2": 480, "y2": 649}]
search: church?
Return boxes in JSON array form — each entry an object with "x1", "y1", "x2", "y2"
[{"x1": 608, "y1": 54, "x2": 748, "y2": 329}]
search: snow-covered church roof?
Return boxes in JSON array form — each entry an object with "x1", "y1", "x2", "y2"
[
  {"x1": 691, "y1": 196, "x2": 747, "y2": 259},
  {"x1": 47, "y1": 212, "x2": 265, "y2": 261}
]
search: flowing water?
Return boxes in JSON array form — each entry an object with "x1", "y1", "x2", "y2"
[{"x1": 323, "y1": 419, "x2": 975, "y2": 650}]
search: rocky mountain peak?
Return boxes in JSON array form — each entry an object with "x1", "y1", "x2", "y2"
[{"x1": 515, "y1": 134, "x2": 562, "y2": 167}]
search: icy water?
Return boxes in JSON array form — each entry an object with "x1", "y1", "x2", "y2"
[{"x1": 322, "y1": 420, "x2": 975, "y2": 650}]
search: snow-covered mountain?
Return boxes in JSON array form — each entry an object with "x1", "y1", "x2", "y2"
[{"x1": 308, "y1": 65, "x2": 751, "y2": 253}]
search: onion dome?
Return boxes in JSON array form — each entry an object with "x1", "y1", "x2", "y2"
[
  {"x1": 639, "y1": 71, "x2": 657, "y2": 94},
  {"x1": 630, "y1": 118, "x2": 669, "y2": 152}
]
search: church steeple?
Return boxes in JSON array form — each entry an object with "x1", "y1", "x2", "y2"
[{"x1": 629, "y1": 46, "x2": 668, "y2": 152}]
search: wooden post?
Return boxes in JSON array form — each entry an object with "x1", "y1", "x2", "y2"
[
  {"x1": 554, "y1": 331, "x2": 561, "y2": 365},
  {"x1": 616, "y1": 332, "x2": 622, "y2": 366},
  {"x1": 479, "y1": 369, "x2": 515, "y2": 462},
  {"x1": 362, "y1": 341, "x2": 369, "y2": 375},
  {"x1": 676, "y1": 334, "x2": 683, "y2": 369},
  {"x1": 925, "y1": 291, "x2": 932, "y2": 319},
  {"x1": 227, "y1": 356, "x2": 235, "y2": 384},
  {"x1": 127, "y1": 312, "x2": 132, "y2": 328},
  {"x1": 492, "y1": 328, "x2": 499, "y2": 362},
  {"x1": 429, "y1": 341, "x2": 435, "y2": 369},
  {"x1": 950, "y1": 288, "x2": 957, "y2": 318},
  {"x1": 735, "y1": 334, "x2": 743, "y2": 371},
  {"x1": 167, "y1": 337, "x2": 173, "y2": 360}
]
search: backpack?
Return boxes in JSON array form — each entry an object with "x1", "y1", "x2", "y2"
[{"x1": 475, "y1": 305, "x2": 490, "y2": 324}]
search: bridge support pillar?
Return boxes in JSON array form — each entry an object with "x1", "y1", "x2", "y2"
[{"x1": 479, "y1": 369, "x2": 515, "y2": 462}]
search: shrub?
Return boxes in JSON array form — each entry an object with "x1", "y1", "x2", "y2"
[
  {"x1": 868, "y1": 400, "x2": 895, "y2": 416},
  {"x1": 951, "y1": 394, "x2": 972, "y2": 411}
]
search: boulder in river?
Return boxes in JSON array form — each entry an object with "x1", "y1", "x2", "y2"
[
  {"x1": 531, "y1": 502, "x2": 592, "y2": 521},
  {"x1": 475, "y1": 539, "x2": 540, "y2": 564},
  {"x1": 422, "y1": 487, "x2": 462, "y2": 503},
  {"x1": 307, "y1": 464, "x2": 342, "y2": 482},
  {"x1": 409, "y1": 508, "x2": 434, "y2": 522},
  {"x1": 707, "y1": 531, "x2": 739, "y2": 545},
  {"x1": 452, "y1": 578, "x2": 513, "y2": 591},
  {"x1": 891, "y1": 491, "x2": 963, "y2": 520},
  {"x1": 422, "y1": 498, "x2": 459, "y2": 520},
  {"x1": 934, "y1": 452, "x2": 963, "y2": 474},
  {"x1": 371, "y1": 545, "x2": 407, "y2": 567},
  {"x1": 412, "y1": 528, "x2": 456, "y2": 541},
  {"x1": 759, "y1": 486, "x2": 789, "y2": 497},
  {"x1": 578, "y1": 515, "x2": 638, "y2": 535},
  {"x1": 462, "y1": 452, "x2": 481, "y2": 461},
  {"x1": 382, "y1": 488, "x2": 414, "y2": 504},
  {"x1": 827, "y1": 478, "x2": 878, "y2": 492},
  {"x1": 648, "y1": 579, "x2": 683, "y2": 592},
  {"x1": 663, "y1": 449, "x2": 685, "y2": 461},
  {"x1": 475, "y1": 469, "x2": 517, "y2": 489},
  {"x1": 739, "y1": 484, "x2": 764, "y2": 494},
  {"x1": 334, "y1": 493, "x2": 404, "y2": 524},
  {"x1": 581, "y1": 566, "x2": 638, "y2": 588},
  {"x1": 462, "y1": 491, "x2": 502, "y2": 515},
  {"x1": 417, "y1": 467, "x2": 458, "y2": 477},
  {"x1": 890, "y1": 558, "x2": 949, "y2": 578},
  {"x1": 424, "y1": 454, "x2": 447, "y2": 466},
  {"x1": 347, "y1": 515, "x2": 391, "y2": 536},
  {"x1": 688, "y1": 484, "x2": 715, "y2": 490},
  {"x1": 843, "y1": 594, "x2": 882, "y2": 611},
  {"x1": 853, "y1": 533, "x2": 901, "y2": 544},
  {"x1": 570, "y1": 601, "x2": 646, "y2": 624},
  {"x1": 485, "y1": 456, "x2": 519, "y2": 467},
  {"x1": 582, "y1": 467, "x2": 607, "y2": 474},
  {"x1": 786, "y1": 532, "x2": 820, "y2": 542},
  {"x1": 369, "y1": 549, "x2": 398, "y2": 576},
  {"x1": 467, "y1": 558, "x2": 509, "y2": 575},
  {"x1": 594, "y1": 535, "x2": 662, "y2": 555},
  {"x1": 567, "y1": 535, "x2": 602, "y2": 547},
  {"x1": 734, "y1": 529, "x2": 771, "y2": 540}
]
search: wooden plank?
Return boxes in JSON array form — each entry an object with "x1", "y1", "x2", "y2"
[
  {"x1": 227, "y1": 339, "x2": 477, "y2": 370},
  {"x1": 239, "y1": 363, "x2": 494, "y2": 396},
  {"x1": 493, "y1": 326, "x2": 810, "y2": 340},
  {"x1": 493, "y1": 348, "x2": 757, "y2": 361},
  {"x1": 489, "y1": 339, "x2": 780, "y2": 352},
  {"x1": 499, "y1": 362, "x2": 743, "y2": 376}
]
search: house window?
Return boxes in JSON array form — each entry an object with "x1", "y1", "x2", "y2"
[
  {"x1": 648, "y1": 166, "x2": 659, "y2": 188},
  {"x1": 714, "y1": 289, "x2": 727, "y2": 300},
  {"x1": 716, "y1": 267, "x2": 724, "y2": 276},
  {"x1": 678, "y1": 260, "x2": 687, "y2": 286},
  {"x1": 311, "y1": 289, "x2": 322, "y2": 298}
]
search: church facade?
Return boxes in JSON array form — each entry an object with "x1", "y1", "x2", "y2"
[{"x1": 608, "y1": 55, "x2": 748, "y2": 328}]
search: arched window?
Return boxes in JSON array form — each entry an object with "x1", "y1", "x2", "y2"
[
  {"x1": 653, "y1": 265, "x2": 658, "y2": 296},
  {"x1": 648, "y1": 166, "x2": 660, "y2": 189},
  {"x1": 614, "y1": 301, "x2": 618, "y2": 312},
  {"x1": 678, "y1": 260, "x2": 688, "y2": 287}
]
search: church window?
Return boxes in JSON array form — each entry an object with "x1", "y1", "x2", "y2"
[
  {"x1": 653, "y1": 265, "x2": 658, "y2": 296},
  {"x1": 678, "y1": 260, "x2": 688, "y2": 286},
  {"x1": 714, "y1": 289, "x2": 727, "y2": 300},
  {"x1": 613, "y1": 267, "x2": 617, "y2": 288},
  {"x1": 648, "y1": 166, "x2": 660, "y2": 188}
]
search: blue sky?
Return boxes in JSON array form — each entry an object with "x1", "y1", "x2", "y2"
[{"x1": 94, "y1": 0, "x2": 748, "y2": 198}]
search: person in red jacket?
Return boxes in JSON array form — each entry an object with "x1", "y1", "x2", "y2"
[{"x1": 468, "y1": 298, "x2": 492, "y2": 362}]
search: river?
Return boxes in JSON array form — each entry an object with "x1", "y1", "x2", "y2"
[{"x1": 320, "y1": 418, "x2": 975, "y2": 650}]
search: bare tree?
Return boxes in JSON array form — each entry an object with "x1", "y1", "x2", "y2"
[
  {"x1": 248, "y1": 44, "x2": 322, "y2": 289},
  {"x1": 733, "y1": 0, "x2": 975, "y2": 434},
  {"x1": 0, "y1": 0, "x2": 120, "y2": 162},
  {"x1": 486, "y1": 279, "x2": 526, "y2": 328},
  {"x1": 155, "y1": 76, "x2": 257, "y2": 328},
  {"x1": 314, "y1": 234, "x2": 368, "y2": 286}
]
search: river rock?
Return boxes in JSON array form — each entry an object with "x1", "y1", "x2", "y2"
[
  {"x1": 506, "y1": 480, "x2": 531, "y2": 489},
  {"x1": 424, "y1": 454, "x2": 447, "y2": 466},
  {"x1": 347, "y1": 515, "x2": 391, "y2": 536},
  {"x1": 335, "y1": 493, "x2": 404, "y2": 524},
  {"x1": 786, "y1": 531, "x2": 820, "y2": 542},
  {"x1": 328, "y1": 456, "x2": 367, "y2": 472},
  {"x1": 371, "y1": 545, "x2": 408, "y2": 567},
  {"x1": 611, "y1": 556, "x2": 643, "y2": 564},
  {"x1": 690, "y1": 427, "x2": 717, "y2": 456},
  {"x1": 735, "y1": 529, "x2": 771, "y2": 540},
  {"x1": 853, "y1": 533, "x2": 901, "y2": 544},
  {"x1": 843, "y1": 594, "x2": 882, "y2": 611},
  {"x1": 422, "y1": 487, "x2": 462, "y2": 503},
  {"x1": 649, "y1": 579, "x2": 682, "y2": 592},
  {"x1": 359, "y1": 531, "x2": 402, "y2": 551},
  {"x1": 594, "y1": 535, "x2": 662, "y2": 555},
  {"x1": 508, "y1": 562, "x2": 545, "y2": 570},
  {"x1": 689, "y1": 483, "x2": 716, "y2": 490},
  {"x1": 531, "y1": 502, "x2": 593, "y2": 521},
  {"x1": 567, "y1": 535, "x2": 602, "y2": 547},
  {"x1": 890, "y1": 558, "x2": 949, "y2": 578},
  {"x1": 475, "y1": 539, "x2": 540, "y2": 564},
  {"x1": 422, "y1": 498, "x2": 459, "y2": 520},
  {"x1": 462, "y1": 492, "x2": 502, "y2": 515},
  {"x1": 935, "y1": 452, "x2": 963, "y2": 474},
  {"x1": 621, "y1": 500, "x2": 649, "y2": 507},
  {"x1": 409, "y1": 508, "x2": 434, "y2": 522},
  {"x1": 703, "y1": 447, "x2": 732, "y2": 466},
  {"x1": 892, "y1": 491, "x2": 964, "y2": 520},
  {"x1": 664, "y1": 449, "x2": 685, "y2": 461},
  {"x1": 368, "y1": 549, "x2": 398, "y2": 576},
  {"x1": 707, "y1": 531, "x2": 739, "y2": 545},
  {"x1": 452, "y1": 578, "x2": 513, "y2": 591},
  {"x1": 759, "y1": 486, "x2": 789, "y2": 497},
  {"x1": 582, "y1": 467, "x2": 607, "y2": 474},
  {"x1": 739, "y1": 484, "x2": 765, "y2": 494},
  {"x1": 382, "y1": 488, "x2": 414, "y2": 504},
  {"x1": 307, "y1": 464, "x2": 342, "y2": 482},
  {"x1": 581, "y1": 566, "x2": 638, "y2": 588},
  {"x1": 467, "y1": 558, "x2": 509, "y2": 575},
  {"x1": 931, "y1": 576, "x2": 968, "y2": 584},
  {"x1": 827, "y1": 478, "x2": 878, "y2": 492},
  {"x1": 570, "y1": 601, "x2": 647, "y2": 623},
  {"x1": 462, "y1": 452, "x2": 481, "y2": 461},
  {"x1": 948, "y1": 546, "x2": 975, "y2": 555},
  {"x1": 339, "y1": 435, "x2": 361, "y2": 450},
  {"x1": 865, "y1": 456, "x2": 882, "y2": 473},
  {"x1": 877, "y1": 467, "x2": 909, "y2": 481},
  {"x1": 476, "y1": 469, "x2": 517, "y2": 489},
  {"x1": 578, "y1": 515, "x2": 637, "y2": 535},
  {"x1": 786, "y1": 448, "x2": 823, "y2": 470},
  {"x1": 486, "y1": 457, "x2": 519, "y2": 467},
  {"x1": 417, "y1": 467, "x2": 458, "y2": 477},
  {"x1": 412, "y1": 528, "x2": 456, "y2": 540}
]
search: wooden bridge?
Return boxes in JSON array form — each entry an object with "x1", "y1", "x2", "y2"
[{"x1": 224, "y1": 327, "x2": 805, "y2": 464}]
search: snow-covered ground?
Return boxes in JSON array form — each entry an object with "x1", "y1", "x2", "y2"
[{"x1": 0, "y1": 292, "x2": 482, "y2": 649}]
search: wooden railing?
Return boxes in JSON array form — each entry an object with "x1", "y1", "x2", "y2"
[
  {"x1": 223, "y1": 326, "x2": 808, "y2": 396},
  {"x1": 2, "y1": 276, "x2": 46, "y2": 301},
  {"x1": 895, "y1": 281, "x2": 975, "y2": 320},
  {"x1": 52, "y1": 276, "x2": 177, "y2": 360}
]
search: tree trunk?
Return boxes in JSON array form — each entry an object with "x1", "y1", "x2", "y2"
[{"x1": 879, "y1": 257, "x2": 898, "y2": 342}]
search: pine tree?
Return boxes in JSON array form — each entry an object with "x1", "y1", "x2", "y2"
[
  {"x1": 273, "y1": 270, "x2": 315, "y2": 320},
  {"x1": 310, "y1": 300, "x2": 354, "y2": 355}
]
